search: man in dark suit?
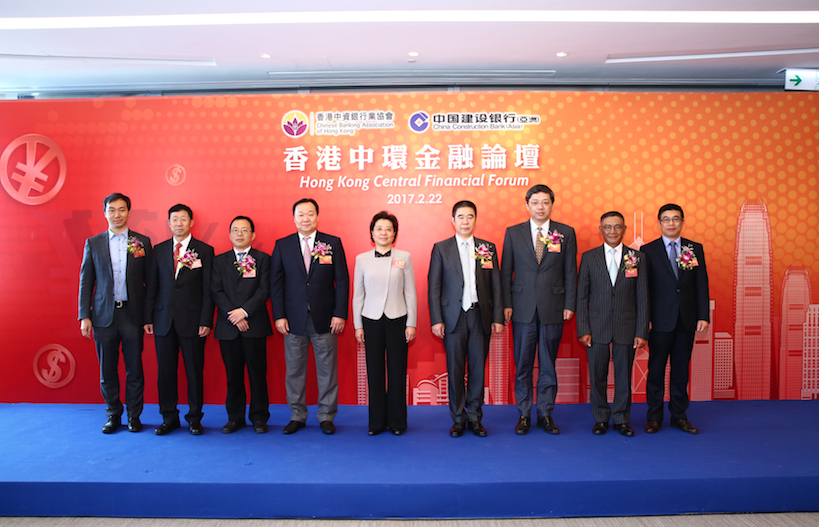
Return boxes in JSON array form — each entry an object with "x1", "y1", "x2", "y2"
[
  {"x1": 501, "y1": 184, "x2": 577, "y2": 435},
  {"x1": 643, "y1": 203, "x2": 710, "y2": 435},
  {"x1": 212, "y1": 216, "x2": 273, "y2": 434},
  {"x1": 576, "y1": 211, "x2": 648, "y2": 437},
  {"x1": 145, "y1": 204, "x2": 214, "y2": 435},
  {"x1": 429, "y1": 201, "x2": 503, "y2": 437},
  {"x1": 79, "y1": 193, "x2": 153, "y2": 434},
  {"x1": 271, "y1": 198, "x2": 349, "y2": 435}
]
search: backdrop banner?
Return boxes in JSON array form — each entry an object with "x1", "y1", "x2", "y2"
[{"x1": 1, "y1": 90, "x2": 816, "y2": 406}]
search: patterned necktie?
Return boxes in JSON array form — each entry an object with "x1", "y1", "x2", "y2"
[
  {"x1": 535, "y1": 227, "x2": 545, "y2": 264},
  {"x1": 237, "y1": 251, "x2": 246, "y2": 261},
  {"x1": 461, "y1": 241, "x2": 472, "y2": 312},
  {"x1": 173, "y1": 242, "x2": 182, "y2": 276},
  {"x1": 669, "y1": 241, "x2": 679, "y2": 279},
  {"x1": 303, "y1": 237, "x2": 311, "y2": 273},
  {"x1": 608, "y1": 247, "x2": 618, "y2": 286}
]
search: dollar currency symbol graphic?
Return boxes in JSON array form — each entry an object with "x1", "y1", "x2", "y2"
[{"x1": 43, "y1": 349, "x2": 65, "y2": 383}]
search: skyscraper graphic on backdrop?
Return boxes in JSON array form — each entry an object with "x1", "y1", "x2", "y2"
[
  {"x1": 555, "y1": 356, "x2": 580, "y2": 403},
  {"x1": 733, "y1": 199, "x2": 773, "y2": 400},
  {"x1": 714, "y1": 332, "x2": 736, "y2": 399},
  {"x1": 356, "y1": 340, "x2": 368, "y2": 405},
  {"x1": 690, "y1": 300, "x2": 716, "y2": 401},
  {"x1": 802, "y1": 305, "x2": 819, "y2": 400},
  {"x1": 487, "y1": 322, "x2": 511, "y2": 404},
  {"x1": 779, "y1": 267, "x2": 812, "y2": 399},
  {"x1": 628, "y1": 212, "x2": 645, "y2": 250}
]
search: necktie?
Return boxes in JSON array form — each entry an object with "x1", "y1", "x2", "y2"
[
  {"x1": 237, "y1": 251, "x2": 246, "y2": 261},
  {"x1": 669, "y1": 241, "x2": 679, "y2": 279},
  {"x1": 461, "y1": 241, "x2": 472, "y2": 311},
  {"x1": 303, "y1": 237, "x2": 311, "y2": 273},
  {"x1": 608, "y1": 247, "x2": 618, "y2": 286},
  {"x1": 535, "y1": 227, "x2": 545, "y2": 264},
  {"x1": 173, "y1": 242, "x2": 182, "y2": 277}
]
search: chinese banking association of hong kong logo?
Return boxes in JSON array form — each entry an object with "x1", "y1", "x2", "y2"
[
  {"x1": 408, "y1": 111, "x2": 430, "y2": 133},
  {"x1": 166, "y1": 164, "x2": 187, "y2": 186},
  {"x1": 33, "y1": 344, "x2": 76, "y2": 389},
  {"x1": 1, "y1": 134, "x2": 67, "y2": 205},
  {"x1": 281, "y1": 110, "x2": 309, "y2": 138}
]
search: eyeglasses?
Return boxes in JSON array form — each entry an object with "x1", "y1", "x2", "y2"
[
  {"x1": 659, "y1": 217, "x2": 683, "y2": 224},
  {"x1": 601, "y1": 225, "x2": 624, "y2": 232},
  {"x1": 230, "y1": 228, "x2": 251, "y2": 234}
]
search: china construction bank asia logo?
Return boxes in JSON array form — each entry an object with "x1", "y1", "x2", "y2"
[
  {"x1": 1, "y1": 134, "x2": 67, "y2": 205},
  {"x1": 411, "y1": 110, "x2": 542, "y2": 132},
  {"x1": 33, "y1": 344, "x2": 76, "y2": 389},
  {"x1": 282, "y1": 110, "x2": 310, "y2": 138}
]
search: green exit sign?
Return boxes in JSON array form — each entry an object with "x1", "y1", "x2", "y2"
[{"x1": 785, "y1": 69, "x2": 818, "y2": 91}]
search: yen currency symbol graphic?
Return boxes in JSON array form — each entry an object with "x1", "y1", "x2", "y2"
[
  {"x1": 33, "y1": 344, "x2": 77, "y2": 389},
  {"x1": 1, "y1": 134, "x2": 67, "y2": 205}
]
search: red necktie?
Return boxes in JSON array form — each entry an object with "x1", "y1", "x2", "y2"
[{"x1": 173, "y1": 242, "x2": 182, "y2": 276}]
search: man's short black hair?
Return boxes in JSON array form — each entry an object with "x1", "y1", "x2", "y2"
[
  {"x1": 370, "y1": 211, "x2": 398, "y2": 243},
  {"x1": 103, "y1": 193, "x2": 131, "y2": 210},
  {"x1": 230, "y1": 216, "x2": 255, "y2": 233},
  {"x1": 293, "y1": 198, "x2": 319, "y2": 215},
  {"x1": 452, "y1": 200, "x2": 477, "y2": 218},
  {"x1": 600, "y1": 211, "x2": 625, "y2": 222},
  {"x1": 658, "y1": 203, "x2": 684, "y2": 220},
  {"x1": 168, "y1": 203, "x2": 193, "y2": 220},
  {"x1": 525, "y1": 184, "x2": 555, "y2": 203}
]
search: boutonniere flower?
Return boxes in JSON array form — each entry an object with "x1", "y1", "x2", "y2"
[
  {"x1": 127, "y1": 236, "x2": 145, "y2": 256},
  {"x1": 177, "y1": 249, "x2": 199, "y2": 269},
  {"x1": 312, "y1": 241, "x2": 333, "y2": 260},
  {"x1": 677, "y1": 244, "x2": 699, "y2": 270},
  {"x1": 623, "y1": 250, "x2": 640, "y2": 270},
  {"x1": 539, "y1": 229, "x2": 564, "y2": 249},
  {"x1": 473, "y1": 243, "x2": 493, "y2": 264},
  {"x1": 235, "y1": 254, "x2": 256, "y2": 275}
]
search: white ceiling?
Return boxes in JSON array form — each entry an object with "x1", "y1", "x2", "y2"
[{"x1": 1, "y1": 0, "x2": 818, "y2": 98}]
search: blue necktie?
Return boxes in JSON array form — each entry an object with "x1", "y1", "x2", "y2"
[
  {"x1": 608, "y1": 248, "x2": 618, "y2": 286},
  {"x1": 669, "y1": 241, "x2": 679, "y2": 279}
]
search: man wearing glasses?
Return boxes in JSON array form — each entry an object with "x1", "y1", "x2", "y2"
[{"x1": 642, "y1": 204, "x2": 710, "y2": 435}]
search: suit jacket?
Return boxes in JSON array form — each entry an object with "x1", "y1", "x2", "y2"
[
  {"x1": 78, "y1": 229, "x2": 153, "y2": 328},
  {"x1": 353, "y1": 249, "x2": 417, "y2": 329},
  {"x1": 501, "y1": 220, "x2": 578, "y2": 325},
  {"x1": 212, "y1": 248, "x2": 273, "y2": 340},
  {"x1": 642, "y1": 237, "x2": 710, "y2": 333},
  {"x1": 428, "y1": 237, "x2": 503, "y2": 337},
  {"x1": 270, "y1": 231, "x2": 350, "y2": 335},
  {"x1": 576, "y1": 245, "x2": 649, "y2": 345},
  {"x1": 146, "y1": 237, "x2": 214, "y2": 338}
]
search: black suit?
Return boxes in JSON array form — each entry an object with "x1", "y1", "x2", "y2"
[
  {"x1": 576, "y1": 245, "x2": 648, "y2": 425},
  {"x1": 212, "y1": 248, "x2": 273, "y2": 425},
  {"x1": 78, "y1": 229, "x2": 153, "y2": 419},
  {"x1": 428, "y1": 236, "x2": 502, "y2": 423},
  {"x1": 146, "y1": 237, "x2": 214, "y2": 425},
  {"x1": 643, "y1": 237, "x2": 710, "y2": 422}
]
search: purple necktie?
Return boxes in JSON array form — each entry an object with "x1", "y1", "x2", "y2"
[{"x1": 303, "y1": 237, "x2": 311, "y2": 273}]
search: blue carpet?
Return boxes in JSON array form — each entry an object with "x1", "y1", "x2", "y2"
[{"x1": 0, "y1": 401, "x2": 817, "y2": 518}]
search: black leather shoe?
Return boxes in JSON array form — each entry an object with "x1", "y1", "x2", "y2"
[
  {"x1": 391, "y1": 428, "x2": 405, "y2": 436},
  {"x1": 127, "y1": 417, "x2": 142, "y2": 433},
  {"x1": 592, "y1": 422, "x2": 608, "y2": 435},
  {"x1": 320, "y1": 421, "x2": 336, "y2": 435},
  {"x1": 542, "y1": 416, "x2": 560, "y2": 435},
  {"x1": 671, "y1": 418, "x2": 699, "y2": 434},
  {"x1": 614, "y1": 423, "x2": 634, "y2": 437},
  {"x1": 368, "y1": 427, "x2": 385, "y2": 436},
  {"x1": 514, "y1": 416, "x2": 530, "y2": 435},
  {"x1": 189, "y1": 422, "x2": 204, "y2": 435},
  {"x1": 450, "y1": 422, "x2": 465, "y2": 437},
  {"x1": 253, "y1": 422, "x2": 268, "y2": 434},
  {"x1": 221, "y1": 421, "x2": 245, "y2": 434},
  {"x1": 645, "y1": 420, "x2": 661, "y2": 434},
  {"x1": 536, "y1": 416, "x2": 546, "y2": 429},
  {"x1": 155, "y1": 420, "x2": 180, "y2": 435},
  {"x1": 468, "y1": 421, "x2": 487, "y2": 437},
  {"x1": 283, "y1": 420, "x2": 305, "y2": 434},
  {"x1": 102, "y1": 417, "x2": 120, "y2": 434}
]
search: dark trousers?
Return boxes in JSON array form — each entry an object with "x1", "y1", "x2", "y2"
[
  {"x1": 219, "y1": 335, "x2": 270, "y2": 424},
  {"x1": 647, "y1": 314, "x2": 695, "y2": 422},
  {"x1": 512, "y1": 310, "x2": 563, "y2": 418},
  {"x1": 155, "y1": 322, "x2": 206, "y2": 424},
  {"x1": 588, "y1": 342, "x2": 636, "y2": 425},
  {"x1": 362, "y1": 314, "x2": 408, "y2": 431},
  {"x1": 444, "y1": 305, "x2": 489, "y2": 424},
  {"x1": 93, "y1": 305, "x2": 144, "y2": 419}
]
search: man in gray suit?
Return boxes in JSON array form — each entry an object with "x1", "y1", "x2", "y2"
[
  {"x1": 576, "y1": 211, "x2": 648, "y2": 437},
  {"x1": 501, "y1": 184, "x2": 577, "y2": 435},
  {"x1": 429, "y1": 201, "x2": 504, "y2": 437}
]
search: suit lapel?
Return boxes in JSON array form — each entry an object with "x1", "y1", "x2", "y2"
[{"x1": 448, "y1": 237, "x2": 465, "y2": 283}]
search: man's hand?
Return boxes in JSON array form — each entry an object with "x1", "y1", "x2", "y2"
[
  {"x1": 504, "y1": 308, "x2": 513, "y2": 322},
  {"x1": 563, "y1": 309, "x2": 575, "y2": 321},
  {"x1": 405, "y1": 326, "x2": 417, "y2": 343},
  {"x1": 275, "y1": 318, "x2": 290, "y2": 336},
  {"x1": 227, "y1": 308, "x2": 246, "y2": 325},
  {"x1": 578, "y1": 334, "x2": 592, "y2": 347},
  {"x1": 198, "y1": 326, "x2": 210, "y2": 337},
  {"x1": 330, "y1": 317, "x2": 345, "y2": 334},
  {"x1": 431, "y1": 323, "x2": 445, "y2": 339},
  {"x1": 236, "y1": 320, "x2": 249, "y2": 332},
  {"x1": 634, "y1": 337, "x2": 647, "y2": 349},
  {"x1": 355, "y1": 328, "x2": 365, "y2": 344},
  {"x1": 80, "y1": 318, "x2": 93, "y2": 339},
  {"x1": 491, "y1": 323, "x2": 504, "y2": 334},
  {"x1": 696, "y1": 320, "x2": 710, "y2": 333},
  {"x1": 143, "y1": 324, "x2": 154, "y2": 335}
]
